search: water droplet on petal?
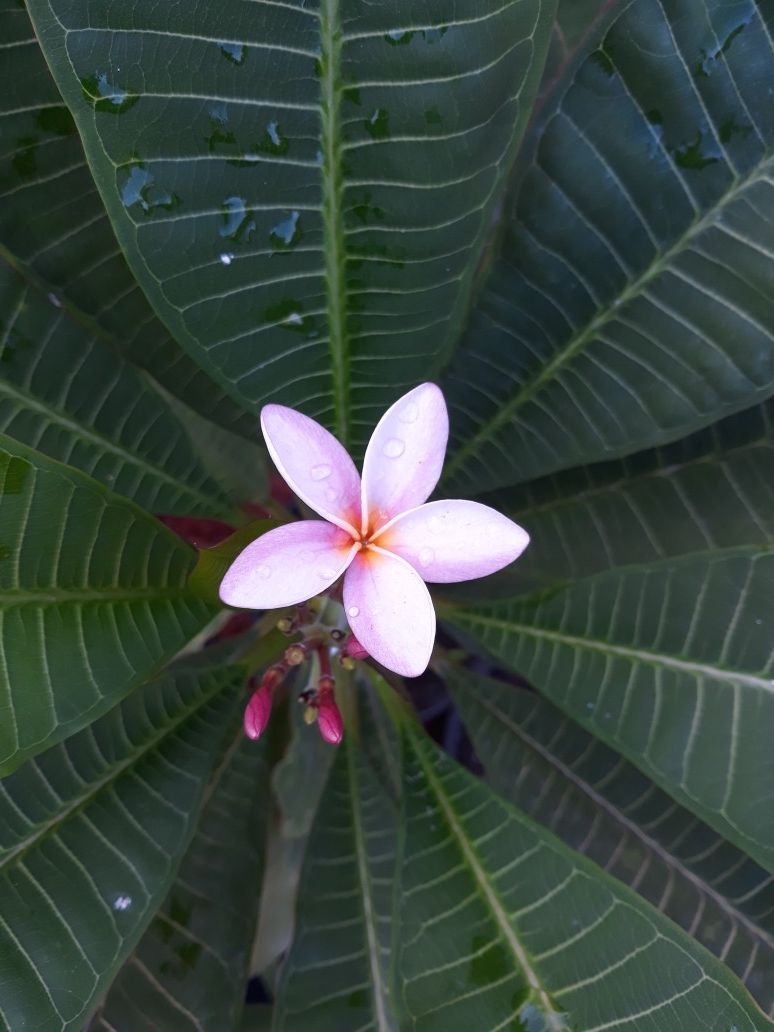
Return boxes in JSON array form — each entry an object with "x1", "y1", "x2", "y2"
[
  {"x1": 325, "y1": 487, "x2": 339, "y2": 502},
  {"x1": 382, "y1": 438, "x2": 405, "y2": 459},
  {"x1": 418, "y1": 546, "x2": 435, "y2": 567},
  {"x1": 257, "y1": 564, "x2": 271, "y2": 579},
  {"x1": 311, "y1": 463, "x2": 332, "y2": 481},
  {"x1": 347, "y1": 605, "x2": 360, "y2": 618},
  {"x1": 428, "y1": 516, "x2": 442, "y2": 534},
  {"x1": 219, "y1": 252, "x2": 234, "y2": 265},
  {"x1": 318, "y1": 566, "x2": 336, "y2": 580},
  {"x1": 399, "y1": 402, "x2": 418, "y2": 423}
]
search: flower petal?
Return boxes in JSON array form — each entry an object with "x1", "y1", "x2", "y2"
[
  {"x1": 220, "y1": 521, "x2": 357, "y2": 609},
  {"x1": 261, "y1": 405, "x2": 361, "y2": 534},
  {"x1": 377, "y1": 500, "x2": 530, "y2": 583},
  {"x1": 343, "y1": 546, "x2": 435, "y2": 677},
  {"x1": 360, "y1": 383, "x2": 448, "y2": 533}
]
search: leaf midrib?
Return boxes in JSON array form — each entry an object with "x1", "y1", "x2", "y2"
[
  {"x1": 442, "y1": 153, "x2": 774, "y2": 484},
  {"x1": 320, "y1": 0, "x2": 349, "y2": 447},
  {"x1": 346, "y1": 737, "x2": 393, "y2": 1032},
  {"x1": 454, "y1": 612, "x2": 774, "y2": 695},
  {"x1": 410, "y1": 732, "x2": 566, "y2": 1030},
  {"x1": 0, "y1": 673, "x2": 236, "y2": 872},
  {"x1": 468, "y1": 687, "x2": 774, "y2": 954}
]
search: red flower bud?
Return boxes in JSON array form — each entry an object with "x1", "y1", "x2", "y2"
[
  {"x1": 342, "y1": 635, "x2": 369, "y2": 661},
  {"x1": 318, "y1": 696, "x2": 344, "y2": 745},
  {"x1": 243, "y1": 684, "x2": 273, "y2": 740}
]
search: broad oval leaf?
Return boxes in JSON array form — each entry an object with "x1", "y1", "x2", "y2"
[
  {"x1": 92, "y1": 732, "x2": 270, "y2": 1032},
  {"x1": 0, "y1": 262, "x2": 231, "y2": 516},
  {"x1": 0, "y1": 434, "x2": 216, "y2": 772},
  {"x1": 441, "y1": 0, "x2": 774, "y2": 494},
  {"x1": 0, "y1": 657, "x2": 244, "y2": 1031},
  {"x1": 444, "y1": 396, "x2": 774, "y2": 869},
  {"x1": 26, "y1": 0, "x2": 556, "y2": 454},
  {"x1": 0, "y1": 2, "x2": 258, "y2": 438},
  {"x1": 398, "y1": 726, "x2": 767, "y2": 1031},
  {"x1": 446, "y1": 668, "x2": 774, "y2": 1015}
]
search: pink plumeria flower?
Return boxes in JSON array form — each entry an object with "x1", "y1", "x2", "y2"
[{"x1": 219, "y1": 384, "x2": 529, "y2": 677}]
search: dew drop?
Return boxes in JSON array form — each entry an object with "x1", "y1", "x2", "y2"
[
  {"x1": 311, "y1": 463, "x2": 332, "y2": 481},
  {"x1": 399, "y1": 402, "x2": 418, "y2": 423},
  {"x1": 219, "y1": 252, "x2": 234, "y2": 265},
  {"x1": 257, "y1": 564, "x2": 271, "y2": 579},
  {"x1": 220, "y1": 41, "x2": 247, "y2": 65},
  {"x1": 47, "y1": 292, "x2": 62, "y2": 308},
  {"x1": 418, "y1": 546, "x2": 435, "y2": 567},
  {"x1": 428, "y1": 516, "x2": 442, "y2": 534},
  {"x1": 347, "y1": 605, "x2": 360, "y2": 618},
  {"x1": 285, "y1": 311, "x2": 303, "y2": 326},
  {"x1": 382, "y1": 437, "x2": 405, "y2": 459},
  {"x1": 113, "y1": 895, "x2": 132, "y2": 911},
  {"x1": 318, "y1": 566, "x2": 336, "y2": 580},
  {"x1": 270, "y1": 209, "x2": 302, "y2": 249},
  {"x1": 325, "y1": 487, "x2": 339, "y2": 502}
]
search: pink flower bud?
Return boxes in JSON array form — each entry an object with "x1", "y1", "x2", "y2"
[
  {"x1": 343, "y1": 635, "x2": 369, "y2": 661},
  {"x1": 243, "y1": 684, "x2": 273, "y2": 740},
  {"x1": 317, "y1": 696, "x2": 344, "y2": 745}
]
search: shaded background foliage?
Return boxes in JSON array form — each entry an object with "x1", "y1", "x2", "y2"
[{"x1": 0, "y1": 0, "x2": 772, "y2": 1028}]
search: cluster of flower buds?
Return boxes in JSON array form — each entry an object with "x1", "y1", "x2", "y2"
[{"x1": 242, "y1": 613, "x2": 361, "y2": 745}]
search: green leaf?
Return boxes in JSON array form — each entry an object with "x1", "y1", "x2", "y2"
[
  {"x1": 0, "y1": 2, "x2": 258, "y2": 438},
  {"x1": 0, "y1": 434, "x2": 216, "y2": 772},
  {"x1": 25, "y1": 0, "x2": 556, "y2": 455},
  {"x1": 444, "y1": 396, "x2": 774, "y2": 869},
  {"x1": 0, "y1": 655, "x2": 245, "y2": 1031},
  {"x1": 398, "y1": 725, "x2": 768, "y2": 1031},
  {"x1": 446, "y1": 668, "x2": 774, "y2": 1015},
  {"x1": 161, "y1": 387, "x2": 269, "y2": 508},
  {"x1": 92, "y1": 733, "x2": 270, "y2": 1031},
  {"x1": 441, "y1": 0, "x2": 774, "y2": 494},
  {"x1": 188, "y1": 520, "x2": 276, "y2": 604},
  {"x1": 0, "y1": 262, "x2": 231, "y2": 516},
  {"x1": 272, "y1": 691, "x2": 399, "y2": 1030},
  {"x1": 249, "y1": 680, "x2": 338, "y2": 981}
]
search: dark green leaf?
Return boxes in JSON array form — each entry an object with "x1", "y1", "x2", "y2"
[
  {"x1": 189, "y1": 520, "x2": 276, "y2": 604},
  {"x1": 441, "y1": 0, "x2": 774, "y2": 494},
  {"x1": 273, "y1": 690, "x2": 399, "y2": 1030},
  {"x1": 0, "y1": 434, "x2": 216, "y2": 772},
  {"x1": 398, "y1": 725, "x2": 767, "y2": 1031},
  {"x1": 0, "y1": 2, "x2": 258, "y2": 438},
  {"x1": 447, "y1": 667, "x2": 774, "y2": 1015},
  {"x1": 444, "y1": 393, "x2": 774, "y2": 868},
  {"x1": 92, "y1": 733, "x2": 270, "y2": 1031},
  {"x1": 0, "y1": 656, "x2": 245, "y2": 1031},
  {"x1": 0, "y1": 262, "x2": 231, "y2": 515},
  {"x1": 25, "y1": 0, "x2": 556, "y2": 455}
]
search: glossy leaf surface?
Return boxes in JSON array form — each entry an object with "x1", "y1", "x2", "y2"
[
  {"x1": 92, "y1": 734, "x2": 270, "y2": 1031},
  {"x1": 0, "y1": 262, "x2": 231, "y2": 516},
  {"x1": 447, "y1": 668, "x2": 774, "y2": 1015},
  {"x1": 25, "y1": 0, "x2": 555, "y2": 454},
  {"x1": 0, "y1": 435, "x2": 215, "y2": 772},
  {"x1": 446, "y1": 394, "x2": 774, "y2": 870},
  {"x1": 398, "y1": 726, "x2": 766, "y2": 1031},
  {"x1": 0, "y1": 658, "x2": 243, "y2": 1031},
  {"x1": 442, "y1": 0, "x2": 774, "y2": 494},
  {"x1": 0, "y1": 0, "x2": 258, "y2": 438}
]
